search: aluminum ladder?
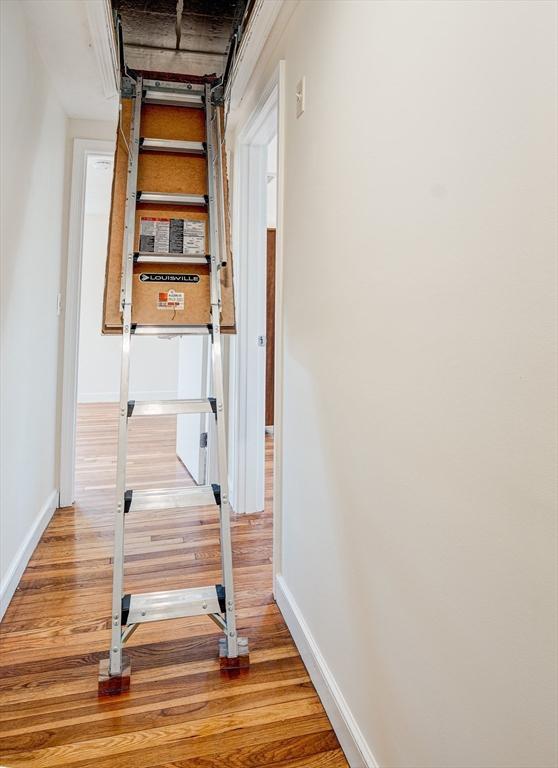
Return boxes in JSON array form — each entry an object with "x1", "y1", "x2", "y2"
[{"x1": 98, "y1": 74, "x2": 248, "y2": 695}]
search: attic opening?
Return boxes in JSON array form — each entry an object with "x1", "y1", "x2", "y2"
[{"x1": 112, "y1": 0, "x2": 253, "y2": 78}]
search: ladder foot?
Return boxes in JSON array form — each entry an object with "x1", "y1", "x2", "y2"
[
  {"x1": 98, "y1": 654, "x2": 131, "y2": 696},
  {"x1": 219, "y1": 636, "x2": 250, "y2": 676}
]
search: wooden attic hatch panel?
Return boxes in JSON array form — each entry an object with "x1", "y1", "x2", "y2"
[{"x1": 102, "y1": 97, "x2": 236, "y2": 334}]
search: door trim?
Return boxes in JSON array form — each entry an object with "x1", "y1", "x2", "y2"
[
  {"x1": 59, "y1": 138, "x2": 114, "y2": 507},
  {"x1": 228, "y1": 62, "x2": 285, "y2": 589}
]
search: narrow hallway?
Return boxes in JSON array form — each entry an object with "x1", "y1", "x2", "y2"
[{"x1": 0, "y1": 405, "x2": 347, "y2": 767}]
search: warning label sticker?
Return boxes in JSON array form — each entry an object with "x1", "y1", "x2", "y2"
[
  {"x1": 140, "y1": 217, "x2": 205, "y2": 255},
  {"x1": 183, "y1": 220, "x2": 206, "y2": 255},
  {"x1": 158, "y1": 290, "x2": 184, "y2": 310}
]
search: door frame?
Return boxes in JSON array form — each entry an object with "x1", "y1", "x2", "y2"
[
  {"x1": 228, "y1": 62, "x2": 285, "y2": 587},
  {"x1": 59, "y1": 138, "x2": 115, "y2": 507}
]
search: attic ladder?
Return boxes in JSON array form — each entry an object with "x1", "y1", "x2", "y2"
[{"x1": 98, "y1": 75, "x2": 248, "y2": 695}]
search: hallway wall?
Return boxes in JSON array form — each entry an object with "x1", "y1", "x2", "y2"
[
  {"x1": 228, "y1": 2, "x2": 558, "y2": 766},
  {"x1": 0, "y1": 0, "x2": 68, "y2": 615}
]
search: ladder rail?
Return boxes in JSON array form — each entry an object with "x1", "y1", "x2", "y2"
[
  {"x1": 110, "y1": 74, "x2": 143, "y2": 677},
  {"x1": 214, "y1": 103, "x2": 228, "y2": 266},
  {"x1": 205, "y1": 83, "x2": 238, "y2": 658}
]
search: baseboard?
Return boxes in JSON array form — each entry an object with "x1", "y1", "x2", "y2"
[
  {"x1": 78, "y1": 390, "x2": 178, "y2": 404},
  {"x1": 0, "y1": 488, "x2": 59, "y2": 620},
  {"x1": 275, "y1": 574, "x2": 379, "y2": 768}
]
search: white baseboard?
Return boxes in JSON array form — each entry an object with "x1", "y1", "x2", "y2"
[
  {"x1": 275, "y1": 574, "x2": 379, "y2": 768},
  {"x1": 0, "y1": 488, "x2": 59, "y2": 620},
  {"x1": 78, "y1": 389, "x2": 178, "y2": 404}
]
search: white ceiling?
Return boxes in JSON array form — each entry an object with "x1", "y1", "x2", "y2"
[{"x1": 21, "y1": 0, "x2": 119, "y2": 122}]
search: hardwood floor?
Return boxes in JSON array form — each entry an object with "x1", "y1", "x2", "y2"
[{"x1": 0, "y1": 403, "x2": 348, "y2": 768}]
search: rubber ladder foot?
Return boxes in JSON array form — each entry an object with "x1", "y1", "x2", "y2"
[
  {"x1": 219, "y1": 636, "x2": 250, "y2": 677},
  {"x1": 98, "y1": 654, "x2": 131, "y2": 696}
]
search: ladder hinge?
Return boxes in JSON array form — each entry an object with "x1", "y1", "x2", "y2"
[
  {"x1": 216, "y1": 584, "x2": 226, "y2": 613},
  {"x1": 124, "y1": 490, "x2": 133, "y2": 514},
  {"x1": 121, "y1": 593, "x2": 131, "y2": 625},
  {"x1": 200, "y1": 432, "x2": 208, "y2": 449},
  {"x1": 120, "y1": 76, "x2": 135, "y2": 99},
  {"x1": 212, "y1": 483, "x2": 221, "y2": 506}
]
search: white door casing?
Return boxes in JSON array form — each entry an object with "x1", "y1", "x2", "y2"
[
  {"x1": 228, "y1": 62, "x2": 284, "y2": 543},
  {"x1": 60, "y1": 138, "x2": 114, "y2": 507}
]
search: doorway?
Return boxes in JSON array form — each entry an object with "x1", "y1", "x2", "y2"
[
  {"x1": 59, "y1": 140, "x2": 183, "y2": 506},
  {"x1": 60, "y1": 140, "x2": 114, "y2": 507},
  {"x1": 228, "y1": 63, "x2": 285, "y2": 585}
]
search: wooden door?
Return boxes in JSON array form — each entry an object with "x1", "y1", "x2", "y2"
[{"x1": 266, "y1": 229, "x2": 276, "y2": 427}]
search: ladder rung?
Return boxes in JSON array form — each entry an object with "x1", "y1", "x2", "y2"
[
  {"x1": 137, "y1": 191, "x2": 207, "y2": 206},
  {"x1": 123, "y1": 585, "x2": 223, "y2": 625},
  {"x1": 128, "y1": 398, "x2": 216, "y2": 417},
  {"x1": 134, "y1": 252, "x2": 209, "y2": 266},
  {"x1": 144, "y1": 79, "x2": 205, "y2": 93},
  {"x1": 140, "y1": 138, "x2": 206, "y2": 155},
  {"x1": 143, "y1": 89, "x2": 204, "y2": 108},
  {"x1": 131, "y1": 324, "x2": 212, "y2": 336},
  {"x1": 125, "y1": 484, "x2": 220, "y2": 513}
]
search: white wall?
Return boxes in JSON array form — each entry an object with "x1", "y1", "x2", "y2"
[
  {"x1": 228, "y1": 2, "x2": 558, "y2": 767},
  {"x1": 0, "y1": 1, "x2": 68, "y2": 614},
  {"x1": 77, "y1": 156, "x2": 179, "y2": 403},
  {"x1": 20, "y1": 0, "x2": 119, "y2": 121}
]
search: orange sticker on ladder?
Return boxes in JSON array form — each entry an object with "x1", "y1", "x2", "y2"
[{"x1": 157, "y1": 290, "x2": 184, "y2": 310}]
